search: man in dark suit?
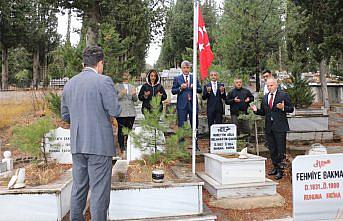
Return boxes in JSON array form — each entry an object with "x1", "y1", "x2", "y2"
[
  {"x1": 202, "y1": 71, "x2": 226, "y2": 132},
  {"x1": 251, "y1": 78, "x2": 294, "y2": 180}
]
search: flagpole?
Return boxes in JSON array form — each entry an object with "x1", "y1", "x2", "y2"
[{"x1": 192, "y1": 0, "x2": 198, "y2": 174}]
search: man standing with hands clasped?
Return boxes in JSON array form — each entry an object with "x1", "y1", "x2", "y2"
[
  {"x1": 225, "y1": 77, "x2": 254, "y2": 141},
  {"x1": 172, "y1": 60, "x2": 202, "y2": 150},
  {"x1": 202, "y1": 71, "x2": 226, "y2": 133},
  {"x1": 250, "y1": 78, "x2": 294, "y2": 180}
]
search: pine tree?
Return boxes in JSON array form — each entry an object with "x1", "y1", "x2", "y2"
[
  {"x1": 284, "y1": 73, "x2": 314, "y2": 108},
  {"x1": 126, "y1": 96, "x2": 191, "y2": 165}
]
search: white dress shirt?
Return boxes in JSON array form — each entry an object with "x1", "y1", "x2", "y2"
[
  {"x1": 123, "y1": 83, "x2": 129, "y2": 95},
  {"x1": 211, "y1": 81, "x2": 217, "y2": 94}
]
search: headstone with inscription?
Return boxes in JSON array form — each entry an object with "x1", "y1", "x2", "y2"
[
  {"x1": 44, "y1": 127, "x2": 72, "y2": 164},
  {"x1": 307, "y1": 143, "x2": 327, "y2": 155},
  {"x1": 210, "y1": 124, "x2": 237, "y2": 154},
  {"x1": 292, "y1": 153, "x2": 343, "y2": 220}
]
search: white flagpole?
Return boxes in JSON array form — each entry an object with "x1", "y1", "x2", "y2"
[{"x1": 192, "y1": 0, "x2": 198, "y2": 174}]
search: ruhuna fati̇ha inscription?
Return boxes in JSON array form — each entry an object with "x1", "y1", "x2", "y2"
[
  {"x1": 44, "y1": 127, "x2": 72, "y2": 164},
  {"x1": 292, "y1": 154, "x2": 343, "y2": 220},
  {"x1": 210, "y1": 124, "x2": 237, "y2": 154}
]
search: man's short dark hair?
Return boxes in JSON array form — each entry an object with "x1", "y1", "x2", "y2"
[
  {"x1": 262, "y1": 70, "x2": 271, "y2": 75},
  {"x1": 83, "y1": 46, "x2": 104, "y2": 67}
]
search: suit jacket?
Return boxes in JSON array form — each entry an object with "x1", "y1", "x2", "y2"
[
  {"x1": 115, "y1": 83, "x2": 137, "y2": 117},
  {"x1": 225, "y1": 87, "x2": 254, "y2": 115},
  {"x1": 171, "y1": 74, "x2": 202, "y2": 110},
  {"x1": 61, "y1": 68, "x2": 121, "y2": 156},
  {"x1": 202, "y1": 82, "x2": 226, "y2": 114},
  {"x1": 255, "y1": 90, "x2": 294, "y2": 133}
]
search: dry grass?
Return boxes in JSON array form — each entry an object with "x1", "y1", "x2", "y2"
[
  {"x1": 127, "y1": 162, "x2": 176, "y2": 183},
  {"x1": 0, "y1": 101, "x2": 33, "y2": 130},
  {"x1": 25, "y1": 162, "x2": 72, "y2": 186}
]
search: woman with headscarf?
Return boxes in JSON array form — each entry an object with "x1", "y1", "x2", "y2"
[{"x1": 138, "y1": 69, "x2": 167, "y2": 115}]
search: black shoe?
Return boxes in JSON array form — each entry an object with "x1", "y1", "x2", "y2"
[
  {"x1": 268, "y1": 168, "x2": 278, "y2": 176},
  {"x1": 275, "y1": 171, "x2": 283, "y2": 180},
  {"x1": 278, "y1": 162, "x2": 287, "y2": 170}
]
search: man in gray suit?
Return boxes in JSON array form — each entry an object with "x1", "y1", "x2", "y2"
[{"x1": 61, "y1": 46, "x2": 121, "y2": 221}]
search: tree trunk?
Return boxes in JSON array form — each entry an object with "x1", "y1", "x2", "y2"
[
  {"x1": 255, "y1": 41, "x2": 261, "y2": 92},
  {"x1": 33, "y1": 46, "x2": 40, "y2": 89},
  {"x1": 320, "y1": 58, "x2": 330, "y2": 109},
  {"x1": 41, "y1": 54, "x2": 48, "y2": 87},
  {"x1": 1, "y1": 46, "x2": 9, "y2": 90},
  {"x1": 86, "y1": 2, "x2": 100, "y2": 47},
  {"x1": 66, "y1": 8, "x2": 72, "y2": 45}
]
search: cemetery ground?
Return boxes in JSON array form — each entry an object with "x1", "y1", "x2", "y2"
[{"x1": 0, "y1": 91, "x2": 343, "y2": 220}]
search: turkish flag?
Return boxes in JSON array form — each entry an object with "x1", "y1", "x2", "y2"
[{"x1": 198, "y1": 7, "x2": 214, "y2": 81}]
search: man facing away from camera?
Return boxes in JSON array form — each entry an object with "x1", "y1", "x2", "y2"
[{"x1": 61, "y1": 45, "x2": 121, "y2": 221}]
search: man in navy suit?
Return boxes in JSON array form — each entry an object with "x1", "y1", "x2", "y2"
[
  {"x1": 251, "y1": 78, "x2": 294, "y2": 180},
  {"x1": 172, "y1": 60, "x2": 202, "y2": 129},
  {"x1": 202, "y1": 71, "x2": 226, "y2": 132}
]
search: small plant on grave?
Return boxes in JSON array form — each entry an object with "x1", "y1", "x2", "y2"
[
  {"x1": 238, "y1": 100, "x2": 264, "y2": 153},
  {"x1": 125, "y1": 96, "x2": 191, "y2": 167},
  {"x1": 10, "y1": 116, "x2": 55, "y2": 165},
  {"x1": 45, "y1": 92, "x2": 61, "y2": 117}
]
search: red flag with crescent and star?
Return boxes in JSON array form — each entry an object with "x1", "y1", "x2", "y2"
[{"x1": 198, "y1": 6, "x2": 214, "y2": 81}]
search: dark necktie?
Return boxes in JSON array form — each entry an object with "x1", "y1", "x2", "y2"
[
  {"x1": 269, "y1": 93, "x2": 274, "y2": 109},
  {"x1": 185, "y1": 76, "x2": 191, "y2": 101}
]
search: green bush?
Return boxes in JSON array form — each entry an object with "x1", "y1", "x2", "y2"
[
  {"x1": 285, "y1": 73, "x2": 314, "y2": 108},
  {"x1": 10, "y1": 117, "x2": 55, "y2": 163},
  {"x1": 45, "y1": 92, "x2": 61, "y2": 117}
]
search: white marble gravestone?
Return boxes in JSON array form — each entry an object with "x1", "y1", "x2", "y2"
[
  {"x1": 307, "y1": 143, "x2": 327, "y2": 155},
  {"x1": 210, "y1": 124, "x2": 237, "y2": 154},
  {"x1": 44, "y1": 127, "x2": 72, "y2": 164},
  {"x1": 2, "y1": 151, "x2": 13, "y2": 171},
  {"x1": 204, "y1": 153, "x2": 266, "y2": 185},
  {"x1": 292, "y1": 154, "x2": 343, "y2": 221},
  {"x1": 0, "y1": 162, "x2": 6, "y2": 173},
  {"x1": 126, "y1": 126, "x2": 165, "y2": 161}
]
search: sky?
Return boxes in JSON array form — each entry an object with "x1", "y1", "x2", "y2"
[{"x1": 57, "y1": 0, "x2": 224, "y2": 66}]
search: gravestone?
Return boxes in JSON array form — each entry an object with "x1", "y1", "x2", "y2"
[
  {"x1": 2, "y1": 151, "x2": 13, "y2": 171},
  {"x1": 210, "y1": 124, "x2": 237, "y2": 154},
  {"x1": 0, "y1": 162, "x2": 7, "y2": 173},
  {"x1": 292, "y1": 153, "x2": 343, "y2": 220},
  {"x1": 224, "y1": 104, "x2": 230, "y2": 116},
  {"x1": 307, "y1": 143, "x2": 327, "y2": 155},
  {"x1": 44, "y1": 127, "x2": 72, "y2": 164}
]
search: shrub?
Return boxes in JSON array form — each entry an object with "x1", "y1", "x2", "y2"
[
  {"x1": 10, "y1": 116, "x2": 55, "y2": 164},
  {"x1": 285, "y1": 73, "x2": 314, "y2": 108},
  {"x1": 45, "y1": 92, "x2": 61, "y2": 117}
]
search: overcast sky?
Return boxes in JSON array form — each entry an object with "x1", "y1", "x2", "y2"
[{"x1": 57, "y1": 0, "x2": 224, "y2": 66}]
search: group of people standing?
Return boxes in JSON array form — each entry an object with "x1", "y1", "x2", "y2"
[
  {"x1": 170, "y1": 60, "x2": 294, "y2": 182},
  {"x1": 114, "y1": 69, "x2": 167, "y2": 158},
  {"x1": 61, "y1": 46, "x2": 293, "y2": 221}
]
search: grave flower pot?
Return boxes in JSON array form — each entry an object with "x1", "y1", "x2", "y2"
[{"x1": 151, "y1": 169, "x2": 164, "y2": 183}]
